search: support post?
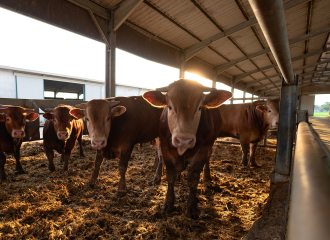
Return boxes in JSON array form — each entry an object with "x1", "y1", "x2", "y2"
[
  {"x1": 243, "y1": 84, "x2": 247, "y2": 103},
  {"x1": 252, "y1": 90, "x2": 254, "y2": 101},
  {"x1": 105, "y1": 10, "x2": 116, "y2": 98},
  {"x1": 212, "y1": 69, "x2": 217, "y2": 88},
  {"x1": 230, "y1": 79, "x2": 235, "y2": 104},
  {"x1": 179, "y1": 53, "x2": 185, "y2": 79},
  {"x1": 274, "y1": 74, "x2": 299, "y2": 182}
]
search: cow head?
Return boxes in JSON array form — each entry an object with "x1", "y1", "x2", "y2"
[
  {"x1": 0, "y1": 105, "x2": 39, "y2": 139},
  {"x1": 256, "y1": 98, "x2": 280, "y2": 129},
  {"x1": 43, "y1": 105, "x2": 83, "y2": 141},
  {"x1": 70, "y1": 99, "x2": 126, "y2": 149},
  {"x1": 143, "y1": 79, "x2": 232, "y2": 156}
]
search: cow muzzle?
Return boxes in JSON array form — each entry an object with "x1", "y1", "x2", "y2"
[
  {"x1": 57, "y1": 131, "x2": 69, "y2": 140},
  {"x1": 91, "y1": 137, "x2": 107, "y2": 149},
  {"x1": 173, "y1": 135, "x2": 196, "y2": 156},
  {"x1": 12, "y1": 130, "x2": 25, "y2": 139}
]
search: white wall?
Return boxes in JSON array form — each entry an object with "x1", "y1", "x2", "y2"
[
  {"x1": 0, "y1": 69, "x2": 16, "y2": 98},
  {"x1": 116, "y1": 85, "x2": 150, "y2": 97},
  {"x1": 85, "y1": 84, "x2": 102, "y2": 101},
  {"x1": 300, "y1": 95, "x2": 315, "y2": 116},
  {"x1": 16, "y1": 76, "x2": 44, "y2": 99}
]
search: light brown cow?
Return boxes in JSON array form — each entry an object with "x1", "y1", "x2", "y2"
[
  {"x1": 143, "y1": 79, "x2": 232, "y2": 219},
  {"x1": 70, "y1": 97, "x2": 163, "y2": 196},
  {"x1": 217, "y1": 99, "x2": 280, "y2": 167},
  {"x1": 43, "y1": 105, "x2": 85, "y2": 172},
  {"x1": 0, "y1": 106, "x2": 39, "y2": 180}
]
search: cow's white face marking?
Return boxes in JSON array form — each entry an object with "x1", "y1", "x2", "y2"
[{"x1": 257, "y1": 99, "x2": 280, "y2": 129}]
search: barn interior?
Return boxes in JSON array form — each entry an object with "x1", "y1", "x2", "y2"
[{"x1": 0, "y1": 0, "x2": 330, "y2": 239}]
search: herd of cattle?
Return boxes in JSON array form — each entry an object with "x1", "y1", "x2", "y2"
[{"x1": 0, "y1": 79, "x2": 280, "y2": 219}]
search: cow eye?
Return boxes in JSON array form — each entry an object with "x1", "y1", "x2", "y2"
[
  {"x1": 168, "y1": 106, "x2": 172, "y2": 110},
  {"x1": 107, "y1": 117, "x2": 110, "y2": 121},
  {"x1": 198, "y1": 106, "x2": 202, "y2": 111},
  {"x1": 86, "y1": 118, "x2": 89, "y2": 122},
  {"x1": 6, "y1": 118, "x2": 10, "y2": 122},
  {"x1": 268, "y1": 110, "x2": 271, "y2": 113}
]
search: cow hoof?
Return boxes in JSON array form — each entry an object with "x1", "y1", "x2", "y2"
[
  {"x1": 251, "y1": 163, "x2": 261, "y2": 168},
  {"x1": 241, "y1": 161, "x2": 248, "y2": 166},
  {"x1": 89, "y1": 182, "x2": 95, "y2": 188},
  {"x1": 15, "y1": 170, "x2": 26, "y2": 175},
  {"x1": 117, "y1": 190, "x2": 127, "y2": 197},
  {"x1": 49, "y1": 165, "x2": 55, "y2": 172},
  {"x1": 1, "y1": 175, "x2": 7, "y2": 181},
  {"x1": 80, "y1": 153, "x2": 85, "y2": 158},
  {"x1": 186, "y1": 208, "x2": 198, "y2": 219},
  {"x1": 161, "y1": 202, "x2": 174, "y2": 214},
  {"x1": 154, "y1": 176, "x2": 161, "y2": 185}
]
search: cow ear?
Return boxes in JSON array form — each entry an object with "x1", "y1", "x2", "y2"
[
  {"x1": 143, "y1": 91, "x2": 166, "y2": 107},
  {"x1": 70, "y1": 108, "x2": 85, "y2": 119},
  {"x1": 111, "y1": 106, "x2": 126, "y2": 118},
  {"x1": 0, "y1": 114, "x2": 4, "y2": 122},
  {"x1": 43, "y1": 113, "x2": 53, "y2": 120},
  {"x1": 26, "y1": 112, "x2": 39, "y2": 122},
  {"x1": 204, "y1": 90, "x2": 232, "y2": 108},
  {"x1": 256, "y1": 105, "x2": 267, "y2": 113}
]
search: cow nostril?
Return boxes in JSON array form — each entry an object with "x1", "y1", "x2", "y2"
[{"x1": 174, "y1": 137, "x2": 181, "y2": 145}]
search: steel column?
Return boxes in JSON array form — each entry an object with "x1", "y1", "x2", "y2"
[
  {"x1": 243, "y1": 85, "x2": 246, "y2": 103},
  {"x1": 230, "y1": 79, "x2": 234, "y2": 104},
  {"x1": 179, "y1": 53, "x2": 185, "y2": 79},
  {"x1": 248, "y1": 0, "x2": 294, "y2": 84},
  {"x1": 105, "y1": 11, "x2": 116, "y2": 97},
  {"x1": 212, "y1": 69, "x2": 217, "y2": 88},
  {"x1": 274, "y1": 75, "x2": 299, "y2": 180}
]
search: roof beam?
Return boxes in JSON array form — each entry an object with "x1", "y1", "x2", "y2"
[
  {"x1": 234, "y1": 47, "x2": 330, "y2": 83},
  {"x1": 216, "y1": 26, "x2": 330, "y2": 75},
  {"x1": 246, "y1": 60, "x2": 330, "y2": 87},
  {"x1": 184, "y1": 0, "x2": 310, "y2": 61},
  {"x1": 113, "y1": 0, "x2": 143, "y2": 31},
  {"x1": 68, "y1": 0, "x2": 109, "y2": 19}
]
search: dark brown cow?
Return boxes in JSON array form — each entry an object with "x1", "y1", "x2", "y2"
[
  {"x1": 217, "y1": 99, "x2": 280, "y2": 167},
  {"x1": 0, "y1": 106, "x2": 39, "y2": 180},
  {"x1": 70, "y1": 97, "x2": 163, "y2": 196},
  {"x1": 43, "y1": 105, "x2": 84, "y2": 172},
  {"x1": 143, "y1": 79, "x2": 232, "y2": 219}
]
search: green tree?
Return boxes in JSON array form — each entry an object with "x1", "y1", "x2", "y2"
[{"x1": 320, "y1": 102, "x2": 330, "y2": 112}]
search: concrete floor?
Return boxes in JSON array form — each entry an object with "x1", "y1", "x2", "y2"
[{"x1": 309, "y1": 116, "x2": 330, "y2": 153}]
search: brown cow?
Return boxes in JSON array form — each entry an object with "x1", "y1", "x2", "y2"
[
  {"x1": 43, "y1": 105, "x2": 84, "y2": 172},
  {"x1": 143, "y1": 79, "x2": 232, "y2": 219},
  {"x1": 0, "y1": 106, "x2": 39, "y2": 181},
  {"x1": 217, "y1": 99, "x2": 280, "y2": 167},
  {"x1": 70, "y1": 97, "x2": 163, "y2": 196}
]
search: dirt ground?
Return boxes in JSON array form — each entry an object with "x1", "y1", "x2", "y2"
[{"x1": 0, "y1": 137, "x2": 276, "y2": 239}]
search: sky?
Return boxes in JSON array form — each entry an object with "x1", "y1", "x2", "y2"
[{"x1": 0, "y1": 7, "x2": 328, "y2": 105}]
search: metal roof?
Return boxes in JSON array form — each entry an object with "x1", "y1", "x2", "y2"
[{"x1": 0, "y1": 0, "x2": 330, "y2": 96}]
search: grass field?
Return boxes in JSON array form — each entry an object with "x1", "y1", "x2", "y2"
[{"x1": 313, "y1": 112, "x2": 329, "y2": 117}]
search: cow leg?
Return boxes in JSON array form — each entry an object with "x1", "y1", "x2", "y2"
[
  {"x1": 241, "y1": 143, "x2": 250, "y2": 166},
  {"x1": 203, "y1": 146, "x2": 213, "y2": 182},
  {"x1": 45, "y1": 146, "x2": 55, "y2": 172},
  {"x1": 161, "y1": 159, "x2": 177, "y2": 214},
  {"x1": 62, "y1": 150, "x2": 72, "y2": 172},
  {"x1": 186, "y1": 157, "x2": 205, "y2": 219},
  {"x1": 89, "y1": 149, "x2": 104, "y2": 188},
  {"x1": 14, "y1": 147, "x2": 25, "y2": 174},
  {"x1": 0, "y1": 152, "x2": 7, "y2": 180},
  {"x1": 154, "y1": 143, "x2": 163, "y2": 184},
  {"x1": 78, "y1": 132, "x2": 84, "y2": 157},
  {"x1": 117, "y1": 147, "x2": 133, "y2": 197},
  {"x1": 249, "y1": 142, "x2": 260, "y2": 167}
]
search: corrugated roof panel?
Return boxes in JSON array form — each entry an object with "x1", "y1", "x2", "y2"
[
  {"x1": 236, "y1": 59, "x2": 258, "y2": 72},
  {"x1": 148, "y1": 0, "x2": 221, "y2": 40},
  {"x1": 285, "y1": 2, "x2": 309, "y2": 39},
  {"x1": 250, "y1": 72, "x2": 265, "y2": 79},
  {"x1": 210, "y1": 37, "x2": 246, "y2": 61},
  {"x1": 230, "y1": 27, "x2": 264, "y2": 54},
  {"x1": 290, "y1": 42, "x2": 305, "y2": 58},
  {"x1": 199, "y1": 0, "x2": 247, "y2": 30},
  {"x1": 292, "y1": 59, "x2": 304, "y2": 69},
  {"x1": 225, "y1": 65, "x2": 244, "y2": 75},
  {"x1": 240, "y1": 0, "x2": 254, "y2": 18},
  {"x1": 263, "y1": 68, "x2": 278, "y2": 76},
  {"x1": 241, "y1": 76, "x2": 254, "y2": 83},
  {"x1": 307, "y1": 34, "x2": 328, "y2": 52},
  {"x1": 305, "y1": 55, "x2": 322, "y2": 66},
  {"x1": 128, "y1": 4, "x2": 198, "y2": 48},
  {"x1": 303, "y1": 67, "x2": 317, "y2": 73},
  {"x1": 195, "y1": 47, "x2": 228, "y2": 66},
  {"x1": 251, "y1": 53, "x2": 273, "y2": 68},
  {"x1": 310, "y1": 0, "x2": 330, "y2": 32},
  {"x1": 93, "y1": 0, "x2": 123, "y2": 9}
]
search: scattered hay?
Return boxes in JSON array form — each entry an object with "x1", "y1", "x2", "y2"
[{"x1": 0, "y1": 136, "x2": 276, "y2": 239}]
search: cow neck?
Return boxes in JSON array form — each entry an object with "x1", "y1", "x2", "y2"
[{"x1": 250, "y1": 102, "x2": 268, "y2": 136}]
